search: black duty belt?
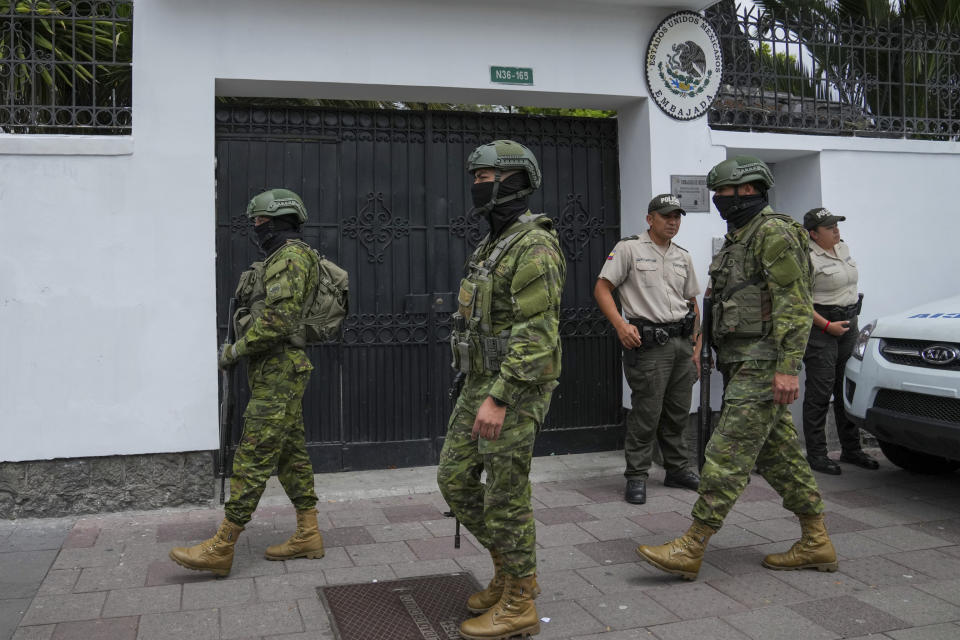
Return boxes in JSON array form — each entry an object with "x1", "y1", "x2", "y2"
[
  {"x1": 628, "y1": 318, "x2": 689, "y2": 345},
  {"x1": 814, "y1": 293, "x2": 863, "y2": 322}
]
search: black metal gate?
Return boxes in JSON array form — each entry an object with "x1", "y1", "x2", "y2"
[{"x1": 215, "y1": 105, "x2": 623, "y2": 472}]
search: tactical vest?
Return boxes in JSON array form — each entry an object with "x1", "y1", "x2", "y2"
[
  {"x1": 234, "y1": 240, "x2": 349, "y2": 348},
  {"x1": 708, "y1": 211, "x2": 798, "y2": 346},
  {"x1": 450, "y1": 213, "x2": 553, "y2": 374}
]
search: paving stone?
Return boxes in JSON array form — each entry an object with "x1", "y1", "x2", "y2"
[
  {"x1": 137, "y1": 609, "x2": 219, "y2": 640},
  {"x1": 534, "y1": 506, "x2": 598, "y2": 525},
  {"x1": 584, "y1": 496, "x2": 690, "y2": 520},
  {"x1": 182, "y1": 578, "x2": 256, "y2": 610},
  {"x1": 537, "y1": 545, "x2": 601, "y2": 572},
  {"x1": 20, "y1": 592, "x2": 107, "y2": 626},
  {"x1": 939, "y1": 545, "x2": 960, "y2": 560},
  {"x1": 915, "y1": 578, "x2": 960, "y2": 606},
  {"x1": 321, "y1": 564, "x2": 396, "y2": 585},
  {"x1": 11, "y1": 625, "x2": 55, "y2": 640},
  {"x1": 102, "y1": 584, "x2": 181, "y2": 617},
  {"x1": 535, "y1": 599, "x2": 606, "y2": 639},
  {"x1": 35, "y1": 569, "x2": 81, "y2": 597},
  {"x1": 220, "y1": 601, "x2": 304, "y2": 638},
  {"x1": 568, "y1": 630, "x2": 666, "y2": 640},
  {"x1": 406, "y1": 535, "x2": 481, "y2": 560},
  {"x1": 295, "y1": 594, "x2": 334, "y2": 634},
  {"x1": 882, "y1": 501, "x2": 960, "y2": 524},
  {"x1": 841, "y1": 555, "x2": 932, "y2": 587},
  {"x1": 830, "y1": 531, "x2": 901, "y2": 559},
  {"x1": 855, "y1": 585, "x2": 960, "y2": 626},
  {"x1": 537, "y1": 568, "x2": 603, "y2": 602},
  {"x1": 363, "y1": 522, "x2": 432, "y2": 543},
  {"x1": 155, "y1": 520, "x2": 221, "y2": 544},
  {"x1": 576, "y1": 590, "x2": 679, "y2": 630},
  {"x1": 220, "y1": 551, "x2": 288, "y2": 580},
  {"x1": 283, "y1": 547, "x2": 353, "y2": 572},
  {"x1": 62, "y1": 525, "x2": 101, "y2": 550},
  {"x1": 577, "y1": 517, "x2": 651, "y2": 542},
  {"x1": 389, "y1": 558, "x2": 461, "y2": 578},
  {"x1": 860, "y1": 525, "x2": 954, "y2": 551},
  {"x1": 647, "y1": 581, "x2": 747, "y2": 619},
  {"x1": 49, "y1": 616, "x2": 138, "y2": 640},
  {"x1": 628, "y1": 511, "x2": 692, "y2": 535},
  {"x1": 0, "y1": 598, "x2": 31, "y2": 640},
  {"x1": 648, "y1": 617, "x2": 751, "y2": 640},
  {"x1": 701, "y1": 547, "x2": 768, "y2": 576},
  {"x1": 707, "y1": 572, "x2": 808, "y2": 607},
  {"x1": 0, "y1": 550, "x2": 58, "y2": 598},
  {"x1": 736, "y1": 518, "x2": 798, "y2": 542},
  {"x1": 826, "y1": 489, "x2": 898, "y2": 509},
  {"x1": 254, "y1": 571, "x2": 326, "y2": 602},
  {"x1": 455, "y1": 554, "x2": 495, "y2": 586},
  {"x1": 887, "y1": 623, "x2": 960, "y2": 640},
  {"x1": 709, "y1": 525, "x2": 773, "y2": 550},
  {"x1": 824, "y1": 511, "x2": 874, "y2": 534},
  {"x1": 313, "y1": 526, "x2": 374, "y2": 548},
  {"x1": 327, "y1": 508, "x2": 387, "y2": 528},
  {"x1": 381, "y1": 504, "x2": 444, "y2": 523},
  {"x1": 419, "y1": 518, "x2": 462, "y2": 538},
  {"x1": 906, "y1": 520, "x2": 960, "y2": 545},
  {"x1": 537, "y1": 522, "x2": 598, "y2": 548},
  {"x1": 576, "y1": 561, "x2": 666, "y2": 594},
  {"x1": 769, "y1": 566, "x2": 870, "y2": 598},
  {"x1": 73, "y1": 564, "x2": 148, "y2": 592},
  {"x1": 533, "y1": 486, "x2": 593, "y2": 508},
  {"x1": 885, "y1": 549, "x2": 960, "y2": 580},
  {"x1": 789, "y1": 595, "x2": 910, "y2": 637},
  {"x1": 52, "y1": 548, "x2": 122, "y2": 571},
  {"x1": 574, "y1": 480, "x2": 626, "y2": 504},
  {"x1": 0, "y1": 523, "x2": 72, "y2": 553},
  {"x1": 144, "y1": 558, "x2": 220, "y2": 587},
  {"x1": 575, "y1": 539, "x2": 643, "y2": 566},
  {"x1": 722, "y1": 605, "x2": 838, "y2": 640}
]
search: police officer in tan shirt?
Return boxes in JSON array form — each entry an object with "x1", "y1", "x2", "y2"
[
  {"x1": 802, "y1": 208, "x2": 878, "y2": 474},
  {"x1": 595, "y1": 194, "x2": 702, "y2": 504}
]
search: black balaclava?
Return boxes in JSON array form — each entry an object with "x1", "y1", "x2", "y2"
[
  {"x1": 470, "y1": 172, "x2": 531, "y2": 237},
  {"x1": 254, "y1": 215, "x2": 302, "y2": 256},
  {"x1": 712, "y1": 184, "x2": 768, "y2": 229}
]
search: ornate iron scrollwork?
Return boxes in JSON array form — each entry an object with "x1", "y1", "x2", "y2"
[
  {"x1": 450, "y1": 213, "x2": 486, "y2": 246},
  {"x1": 342, "y1": 192, "x2": 410, "y2": 264},
  {"x1": 556, "y1": 193, "x2": 603, "y2": 262}
]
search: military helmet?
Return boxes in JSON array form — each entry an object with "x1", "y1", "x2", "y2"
[
  {"x1": 706, "y1": 155, "x2": 774, "y2": 191},
  {"x1": 466, "y1": 140, "x2": 542, "y2": 191},
  {"x1": 245, "y1": 188, "x2": 308, "y2": 224}
]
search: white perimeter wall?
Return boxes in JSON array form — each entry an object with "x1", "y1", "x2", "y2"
[{"x1": 1, "y1": 0, "x2": 957, "y2": 462}]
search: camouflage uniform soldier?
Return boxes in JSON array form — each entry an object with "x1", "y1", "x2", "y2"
[
  {"x1": 636, "y1": 157, "x2": 837, "y2": 580},
  {"x1": 169, "y1": 189, "x2": 325, "y2": 577},
  {"x1": 438, "y1": 140, "x2": 566, "y2": 640}
]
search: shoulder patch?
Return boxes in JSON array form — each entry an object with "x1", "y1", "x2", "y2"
[{"x1": 619, "y1": 234, "x2": 640, "y2": 242}]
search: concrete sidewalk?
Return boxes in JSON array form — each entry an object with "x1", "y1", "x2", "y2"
[{"x1": 2, "y1": 450, "x2": 960, "y2": 640}]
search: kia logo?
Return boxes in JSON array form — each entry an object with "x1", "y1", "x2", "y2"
[{"x1": 920, "y1": 345, "x2": 960, "y2": 365}]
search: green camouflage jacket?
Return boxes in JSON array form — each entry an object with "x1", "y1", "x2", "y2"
[
  {"x1": 713, "y1": 207, "x2": 813, "y2": 374},
  {"x1": 473, "y1": 217, "x2": 566, "y2": 407},
  {"x1": 233, "y1": 241, "x2": 317, "y2": 371}
]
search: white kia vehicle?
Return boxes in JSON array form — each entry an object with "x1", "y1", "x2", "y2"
[{"x1": 844, "y1": 294, "x2": 960, "y2": 474}]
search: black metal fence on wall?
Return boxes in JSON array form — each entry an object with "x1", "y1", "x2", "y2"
[
  {"x1": 0, "y1": 0, "x2": 132, "y2": 134},
  {"x1": 705, "y1": 4, "x2": 960, "y2": 140}
]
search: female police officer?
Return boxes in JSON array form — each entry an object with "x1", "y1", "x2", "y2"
[{"x1": 802, "y1": 208, "x2": 879, "y2": 474}]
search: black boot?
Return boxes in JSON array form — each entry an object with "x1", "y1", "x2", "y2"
[
  {"x1": 840, "y1": 450, "x2": 879, "y2": 470},
  {"x1": 664, "y1": 469, "x2": 700, "y2": 491},
  {"x1": 807, "y1": 455, "x2": 841, "y2": 475},
  {"x1": 624, "y1": 479, "x2": 646, "y2": 504}
]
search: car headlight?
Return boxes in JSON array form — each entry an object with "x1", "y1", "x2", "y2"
[{"x1": 853, "y1": 321, "x2": 876, "y2": 360}]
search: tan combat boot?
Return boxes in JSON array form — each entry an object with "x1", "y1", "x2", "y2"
[
  {"x1": 635, "y1": 520, "x2": 716, "y2": 581},
  {"x1": 468, "y1": 551, "x2": 505, "y2": 613},
  {"x1": 460, "y1": 574, "x2": 540, "y2": 640},
  {"x1": 762, "y1": 513, "x2": 838, "y2": 572},
  {"x1": 264, "y1": 508, "x2": 325, "y2": 561},
  {"x1": 169, "y1": 518, "x2": 244, "y2": 577}
]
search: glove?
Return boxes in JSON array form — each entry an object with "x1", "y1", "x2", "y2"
[{"x1": 218, "y1": 342, "x2": 239, "y2": 369}]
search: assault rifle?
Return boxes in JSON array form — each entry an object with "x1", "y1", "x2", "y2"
[
  {"x1": 443, "y1": 371, "x2": 467, "y2": 549},
  {"x1": 696, "y1": 295, "x2": 714, "y2": 472},
  {"x1": 218, "y1": 297, "x2": 238, "y2": 505}
]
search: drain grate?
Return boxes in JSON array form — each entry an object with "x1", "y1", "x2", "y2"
[{"x1": 318, "y1": 572, "x2": 483, "y2": 640}]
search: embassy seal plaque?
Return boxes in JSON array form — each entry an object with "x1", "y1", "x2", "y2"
[{"x1": 645, "y1": 11, "x2": 723, "y2": 120}]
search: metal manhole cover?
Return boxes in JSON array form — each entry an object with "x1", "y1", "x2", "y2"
[{"x1": 318, "y1": 572, "x2": 483, "y2": 640}]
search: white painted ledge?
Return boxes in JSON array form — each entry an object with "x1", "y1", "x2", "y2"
[
  {"x1": 0, "y1": 134, "x2": 134, "y2": 156},
  {"x1": 710, "y1": 129, "x2": 960, "y2": 157}
]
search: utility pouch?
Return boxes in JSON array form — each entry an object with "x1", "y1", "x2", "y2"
[
  {"x1": 458, "y1": 281, "x2": 477, "y2": 320},
  {"x1": 682, "y1": 305, "x2": 696, "y2": 337}
]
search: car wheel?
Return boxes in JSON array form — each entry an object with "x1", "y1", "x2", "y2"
[{"x1": 877, "y1": 439, "x2": 960, "y2": 474}]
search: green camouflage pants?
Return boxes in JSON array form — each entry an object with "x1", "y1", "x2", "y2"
[
  {"x1": 437, "y1": 374, "x2": 554, "y2": 578},
  {"x1": 622, "y1": 336, "x2": 696, "y2": 478},
  {"x1": 224, "y1": 350, "x2": 318, "y2": 527},
  {"x1": 692, "y1": 360, "x2": 824, "y2": 530}
]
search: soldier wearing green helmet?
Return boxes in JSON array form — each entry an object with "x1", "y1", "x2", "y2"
[
  {"x1": 169, "y1": 188, "x2": 325, "y2": 577},
  {"x1": 438, "y1": 139, "x2": 565, "y2": 640},
  {"x1": 636, "y1": 155, "x2": 838, "y2": 581}
]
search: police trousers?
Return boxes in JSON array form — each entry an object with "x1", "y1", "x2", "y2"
[
  {"x1": 802, "y1": 318, "x2": 862, "y2": 457},
  {"x1": 224, "y1": 351, "x2": 318, "y2": 527},
  {"x1": 622, "y1": 336, "x2": 696, "y2": 479},
  {"x1": 692, "y1": 360, "x2": 824, "y2": 530},
  {"x1": 437, "y1": 373, "x2": 553, "y2": 578}
]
